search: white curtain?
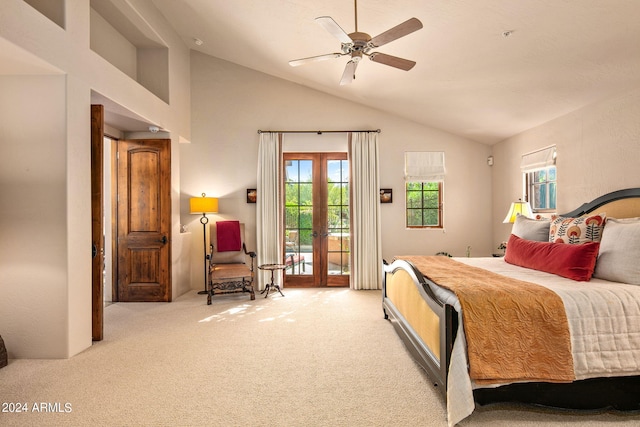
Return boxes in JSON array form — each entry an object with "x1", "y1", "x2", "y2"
[
  {"x1": 256, "y1": 132, "x2": 283, "y2": 289},
  {"x1": 349, "y1": 132, "x2": 382, "y2": 290}
]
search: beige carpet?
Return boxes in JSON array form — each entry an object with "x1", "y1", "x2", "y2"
[{"x1": 1, "y1": 288, "x2": 638, "y2": 427}]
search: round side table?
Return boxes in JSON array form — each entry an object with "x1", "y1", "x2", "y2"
[{"x1": 258, "y1": 264, "x2": 286, "y2": 298}]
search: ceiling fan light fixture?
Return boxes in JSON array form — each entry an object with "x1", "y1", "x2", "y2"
[{"x1": 340, "y1": 43, "x2": 354, "y2": 54}]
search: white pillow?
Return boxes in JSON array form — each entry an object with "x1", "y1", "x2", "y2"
[
  {"x1": 511, "y1": 214, "x2": 550, "y2": 242},
  {"x1": 593, "y1": 217, "x2": 640, "y2": 285}
]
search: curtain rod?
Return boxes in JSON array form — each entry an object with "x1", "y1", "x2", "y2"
[{"x1": 257, "y1": 129, "x2": 380, "y2": 134}]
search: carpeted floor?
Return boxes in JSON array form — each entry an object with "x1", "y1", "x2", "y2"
[{"x1": 1, "y1": 288, "x2": 638, "y2": 426}]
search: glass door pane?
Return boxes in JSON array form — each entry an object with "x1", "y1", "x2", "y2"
[
  {"x1": 327, "y1": 159, "x2": 350, "y2": 276},
  {"x1": 285, "y1": 159, "x2": 313, "y2": 276}
]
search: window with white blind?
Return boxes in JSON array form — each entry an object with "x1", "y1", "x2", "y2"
[{"x1": 404, "y1": 152, "x2": 445, "y2": 228}]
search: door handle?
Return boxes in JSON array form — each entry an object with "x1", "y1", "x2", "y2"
[
  {"x1": 92, "y1": 243, "x2": 98, "y2": 258},
  {"x1": 312, "y1": 231, "x2": 318, "y2": 238},
  {"x1": 159, "y1": 235, "x2": 167, "y2": 244}
]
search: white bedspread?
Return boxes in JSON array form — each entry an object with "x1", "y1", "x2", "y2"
[{"x1": 440, "y1": 257, "x2": 640, "y2": 426}]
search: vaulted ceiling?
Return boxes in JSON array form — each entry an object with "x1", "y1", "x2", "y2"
[
  {"x1": 152, "y1": 0, "x2": 640, "y2": 144},
  {"x1": 4, "y1": 1, "x2": 638, "y2": 144}
]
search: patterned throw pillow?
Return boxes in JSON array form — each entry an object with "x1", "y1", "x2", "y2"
[{"x1": 549, "y1": 213, "x2": 606, "y2": 244}]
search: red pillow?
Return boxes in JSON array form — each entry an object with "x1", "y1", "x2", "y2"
[{"x1": 504, "y1": 234, "x2": 600, "y2": 281}]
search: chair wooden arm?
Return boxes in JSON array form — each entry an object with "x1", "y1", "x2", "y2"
[{"x1": 243, "y1": 243, "x2": 257, "y2": 258}]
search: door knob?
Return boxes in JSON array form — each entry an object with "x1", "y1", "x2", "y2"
[{"x1": 159, "y1": 235, "x2": 167, "y2": 244}]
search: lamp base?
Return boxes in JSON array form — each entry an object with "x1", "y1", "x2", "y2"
[{"x1": 198, "y1": 213, "x2": 209, "y2": 297}]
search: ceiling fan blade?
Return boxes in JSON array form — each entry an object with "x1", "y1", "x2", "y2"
[
  {"x1": 289, "y1": 53, "x2": 344, "y2": 67},
  {"x1": 315, "y1": 16, "x2": 352, "y2": 44},
  {"x1": 369, "y1": 52, "x2": 416, "y2": 71},
  {"x1": 369, "y1": 17, "x2": 423, "y2": 48},
  {"x1": 340, "y1": 60, "x2": 359, "y2": 85}
]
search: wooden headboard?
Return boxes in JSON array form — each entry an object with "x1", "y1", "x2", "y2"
[{"x1": 561, "y1": 188, "x2": 640, "y2": 218}]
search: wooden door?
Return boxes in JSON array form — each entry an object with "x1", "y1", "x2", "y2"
[
  {"x1": 116, "y1": 139, "x2": 171, "y2": 302},
  {"x1": 284, "y1": 153, "x2": 350, "y2": 287},
  {"x1": 90, "y1": 105, "x2": 104, "y2": 340}
]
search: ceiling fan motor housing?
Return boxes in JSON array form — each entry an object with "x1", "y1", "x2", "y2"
[{"x1": 343, "y1": 32, "x2": 372, "y2": 55}]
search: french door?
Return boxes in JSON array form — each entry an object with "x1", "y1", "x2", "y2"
[{"x1": 284, "y1": 153, "x2": 350, "y2": 287}]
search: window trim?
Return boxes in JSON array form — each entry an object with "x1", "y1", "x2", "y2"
[
  {"x1": 405, "y1": 181, "x2": 443, "y2": 229},
  {"x1": 524, "y1": 165, "x2": 556, "y2": 213},
  {"x1": 521, "y1": 146, "x2": 557, "y2": 213}
]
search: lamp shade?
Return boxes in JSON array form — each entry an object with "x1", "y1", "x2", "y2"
[
  {"x1": 190, "y1": 193, "x2": 218, "y2": 214},
  {"x1": 503, "y1": 200, "x2": 533, "y2": 223}
]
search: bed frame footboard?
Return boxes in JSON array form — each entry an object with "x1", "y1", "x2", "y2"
[{"x1": 382, "y1": 258, "x2": 457, "y2": 393}]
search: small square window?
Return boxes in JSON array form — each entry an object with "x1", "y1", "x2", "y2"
[{"x1": 406, "y1": 182, "x2": 443, "y2": 228}]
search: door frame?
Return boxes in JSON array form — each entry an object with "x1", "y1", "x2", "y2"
[
  {"x1": 90, "y1": 105, "x2": 104, "y2": 341},
  {"x1": 283, "y1": 152, "x2": 349, "y2": 288}
]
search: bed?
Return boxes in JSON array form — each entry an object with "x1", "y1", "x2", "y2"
[{"x1": 382, "y1": 188, "x2": 640, "y2": 426}]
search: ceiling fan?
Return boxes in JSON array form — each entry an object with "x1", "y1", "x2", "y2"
[{"x1": 289, "y1": 0, "x2": 423, "y2": 85}]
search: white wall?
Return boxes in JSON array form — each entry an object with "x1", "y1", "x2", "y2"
[
  {"x1": 491, "y1": 87, "x2": 640, "y2": 248},
  {"x1": 89, "y1": 8, "x2": 137, "y2": 79},
  {"x1": 0, "y1": 75, "x2": 69, "y2": 358},
  {"x1": 378, "y1": 122, "x2": 493, "y2": 260},
  {"x1": 182, "y1": 52, "x2": 493, "y2": 290},
  {"x1": 0, "y1": 0, "x2": 191, "y2": 358}
]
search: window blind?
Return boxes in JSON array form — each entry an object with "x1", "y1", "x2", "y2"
[
  {"x1": 404, "y1": 151, "x2": 445, "y2": 182},
  {"x1": 520, "y1": 146, "x2": 556, "y2": 171}
]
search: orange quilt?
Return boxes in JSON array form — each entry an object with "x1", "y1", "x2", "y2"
[{"x1": 399, "y1": 256, "x2": 575, "y2": 385}]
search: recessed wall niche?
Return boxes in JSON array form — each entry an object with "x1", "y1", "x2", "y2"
[
  {"x1": 90, "y1": 0, "x2": 169, "y2": 103},
  {"x1": 23, "y1": 0, "x2": 65, "y2": 28}
]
